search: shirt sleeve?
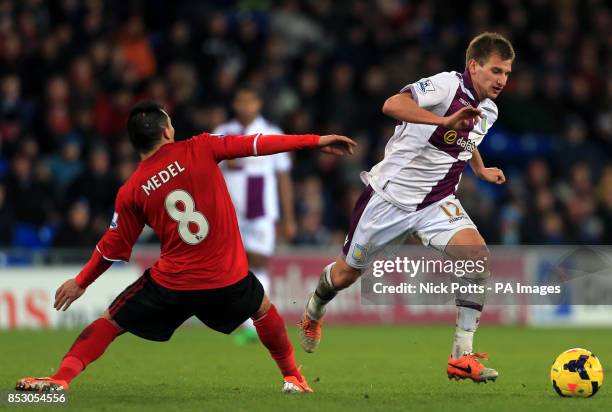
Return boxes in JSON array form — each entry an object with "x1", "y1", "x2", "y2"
[
  {"x1": 401, "y1": 72, "x2": 457, "y2": 110},
  {"x1": 75, "y1": 249, "x2": 113, "y2": 288},
  {"x1": 270, "y1": 127, "x2": 292, "y2": 172},
  {"x1": 96, "y1": 186, "x2": 145, "y2": 262},
  {"x1": 193, "y1": 132, "x2": 319, "y2": 162}
]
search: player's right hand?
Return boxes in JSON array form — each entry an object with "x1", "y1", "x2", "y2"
[
  {"x1": 318, "y1": 135, "x2": 357, "y2": 156},
  {"x1": 54, "y1": 278, "x2": 85, "y2": 311},
  {"x1": 441, "y1": 106, "x2": 482, "y2": 130}
]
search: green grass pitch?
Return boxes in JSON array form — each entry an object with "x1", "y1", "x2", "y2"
[{"x1": 1, "y1": 326, "x2": 610, "y2": 411}]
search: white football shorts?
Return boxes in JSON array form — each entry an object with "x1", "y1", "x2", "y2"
[{"x1": 343, "y1": 186, "x2": 477, "y2": 269}]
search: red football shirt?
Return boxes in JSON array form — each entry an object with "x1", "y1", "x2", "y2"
[{"x1": 95, "y1": 132, "x2": 318, "y2": 290}]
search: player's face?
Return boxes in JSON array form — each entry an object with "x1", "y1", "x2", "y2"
[
  {"x1": 233, "y1": 91, "x2": 262, "y2": 123},
  {"x1": 470, "y1": 54, "x2": 513, "y2": 100}
]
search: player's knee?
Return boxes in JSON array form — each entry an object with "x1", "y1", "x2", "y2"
[
  {"x1": 460, "y1": 246, "x2": 491, "y2": 279},
  {"x1": 454, "y1": 244, "x2": 489, "y2": 263},
  {"x1": 101, "y1": 310, "x2": 123, "y2": 332},
  {"x1": 331, "y1": 260, "x2": 362, "y2": 290},
  {"x1": 253, "y1": 294, "x2": 271, "y2": 320},
  {"x1": 448, "y1": 240, "x2": 490, "y2": 277}
]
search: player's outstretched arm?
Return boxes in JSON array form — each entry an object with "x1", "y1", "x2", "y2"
[
  {"x1": 382, "y1": 92, "x2": 481, "y2": 131},
  {"x1": 209, "y1": 133, "x2": 357, "y2": 160},
  {"x1": 53, "y1": 249, "x2": 113, "y2": 311},
  {"x1": 469, "y1": 148, "x2": 506, "y2": 185}
]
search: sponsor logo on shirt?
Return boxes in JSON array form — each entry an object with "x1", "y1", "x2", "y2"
[
  {"x1": 443, "y1": 130, "x2": 476, "y2": 152},
  {"x1": 443, "y1": 130, "x2": 458, "y2": 144},
  {"x1": 417, "y1": 79, "x2": 436, "y2": 94},
  {"x1": 456, "y1": 136, "x2": 476, "y2": 153},
  {"x1": 110, "y1": 212, "x2": 118, "y2": 229}
]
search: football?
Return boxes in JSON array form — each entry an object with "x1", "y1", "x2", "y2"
[{"x1": 550, "y1": 348, "x2": 604, "y2": 397}]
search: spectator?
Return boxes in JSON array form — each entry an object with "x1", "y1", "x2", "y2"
[
  {"x1": 53, "y1": 199, "x2": 97, "y2": 247},
  {"x1": 3, "y1": 155, "x2": 53, "y2": 226},
  {"x1": 0, "y1": 0, "x2": 609, "y2": 248},
  {"x1": 553, "y1": 116, "x2": 605, "y2": 178},
  {"x1": 0, "y1": 183, "x2": 14, "y2": 245},
  {"x1": 67, "y1": 145, "x2": 119, "y2": 217},
  {"x1": 117, "y1": 16, "x2": 156, "y2": 81},
  {"x1": 46, "y1": 138, "x2": 83, "y2": 192}
]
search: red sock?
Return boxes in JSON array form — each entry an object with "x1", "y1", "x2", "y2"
[
  {"x1": 52, "y1": 318, "x2": 120, "y2": 383},
  {"x1": 253, "y1": 305, "x2": 301, "y2": 380}
]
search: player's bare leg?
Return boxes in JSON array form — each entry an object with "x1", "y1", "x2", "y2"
[
  {"x1": 16, "y1": 311, "x2": 123, "y2": 391},
  {"x1": 444, "y1": 228, "x2": 498, "y2": 383},
  {"x1": 299, "y1": 257, "x2": 361, "y2": 353},
  {"x1": 251, "y1": 294, "x2": 313, "y2": 393}
]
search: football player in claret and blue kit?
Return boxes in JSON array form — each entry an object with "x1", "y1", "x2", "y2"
[{"x1": 299, "y1": 32, "x2": 515, "y2": 384}]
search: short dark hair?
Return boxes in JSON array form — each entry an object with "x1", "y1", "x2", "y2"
[
  {"x1": 466, "y1": 32, "x2": 515, "y2": 67},
  {"x1": 127, "y1": 100, "x2": 169, "y2": 153},
  {"x1": 234, "y1": 84, "x2": 262, "y2": 100}
]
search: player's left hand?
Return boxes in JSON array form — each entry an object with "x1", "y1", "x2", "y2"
[
  {"x1": 477, "y1": 167, "x2": 506, "y2": 184},
  {"x1": 54, "y1": 278, "x2": 85, "y2": 311}
]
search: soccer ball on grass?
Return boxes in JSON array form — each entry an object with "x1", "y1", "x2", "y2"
[{"x1": 550, "y1": 348, "x2": 603, "y2": 397}]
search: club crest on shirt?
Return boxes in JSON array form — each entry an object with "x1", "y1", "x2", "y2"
[
  {"x1": 480, "y1": 114, "x2": 488, "y2": 131},
  {"x1": 352, "y1": 243, "x2": 367, "y2": 263},
  {"x1": 110, "y1": 212, "x2": 118, "y2": 229},
  {"x1": 417, "y1": 79, "x2": 435, "y2": 94}
]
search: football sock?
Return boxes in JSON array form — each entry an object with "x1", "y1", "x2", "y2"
[
  {"x1": 244, "y1": 268, "x2": 270, "y2": 330},
  {"x1": 306, "y1": 263, "x2": 336, "y2": 321},
  {"x1": 52, "y1": 318, "x2": 121, "y2": 383},
  {"x1": 452, "y1": 306, "x2": 481, "y2": 359},
  {"x1": 452, "y1": 268, "x2": 488, "y2": 358},
  {"x1": 253, "y1": 304, "x2": 302, "y2": 380}
]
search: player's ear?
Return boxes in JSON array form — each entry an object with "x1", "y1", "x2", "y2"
[
  {"x1": 162, "y1": 117, "x2": 175, "y2": 142},
  {"x1": 467, "y1": 59, "x2": 479, "y2": 76},
  {"x1": 161, "y1": 124, "x2": 174, "y2": 143}
]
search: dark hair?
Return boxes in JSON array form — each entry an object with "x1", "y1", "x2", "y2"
[
  {"x1": 127, "y1": 100, "x2": 169, "y2": 153},
  {"x1": 465, "y1": 32, "x2": 515, "y2": 67},
  {"x1": 234, "y1": 84, "x2": 262, "y2": 100}
]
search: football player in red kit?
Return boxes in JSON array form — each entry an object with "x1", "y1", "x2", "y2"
[{"x1": 15, "y1": 101, "x2": 356, "y2": 394}]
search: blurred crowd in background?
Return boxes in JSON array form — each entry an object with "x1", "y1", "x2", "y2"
[{"x1": 0, "y1": 0, "x2": 611, "y2": 252}]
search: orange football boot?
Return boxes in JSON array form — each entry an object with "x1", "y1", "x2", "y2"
[
  {"x1": 15, "y1": 377, "x2": 68, "y2": 392},
  {"x1": 447, "y1": 352, "x2": 499, "y2": 383},
  {"x1": 297, "y1": 311, "x2": 322, "y2": 353},
  {"x1": 282, "y1": 366, "x2": 314, "y2": 393}
]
